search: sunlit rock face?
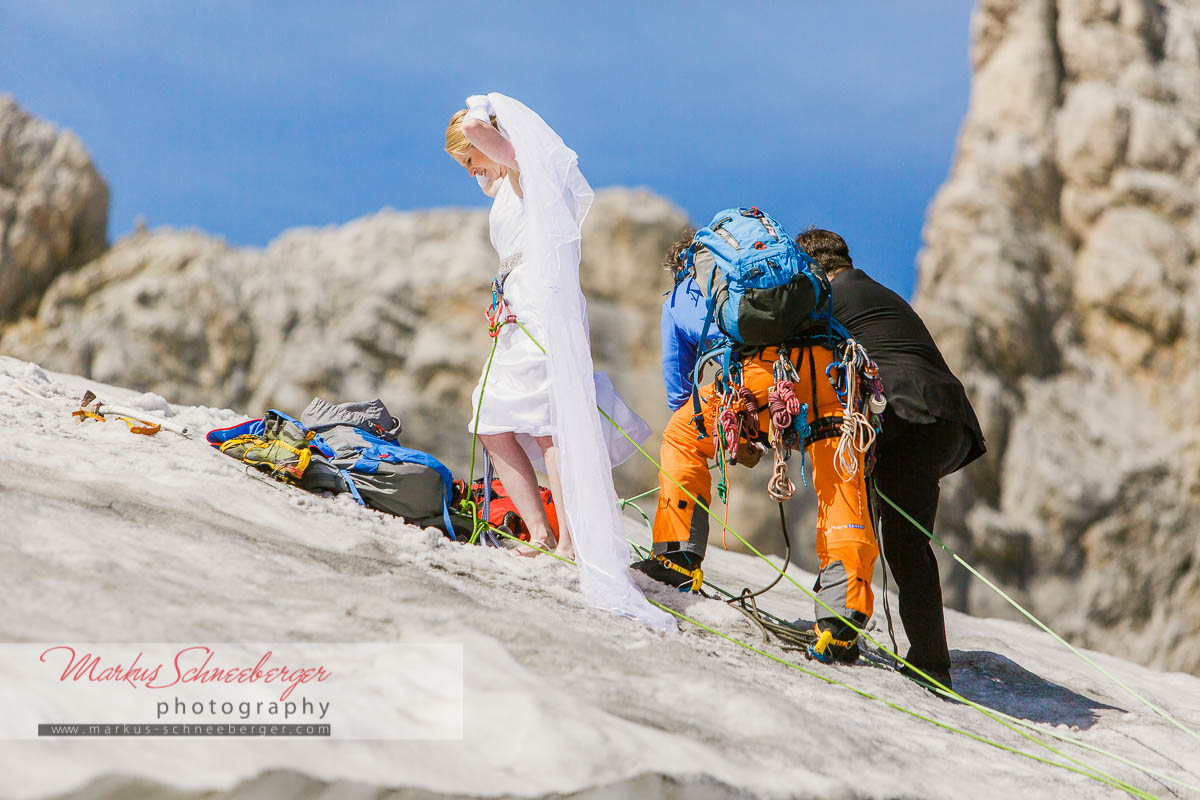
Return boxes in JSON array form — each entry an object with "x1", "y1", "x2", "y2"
[
  {"x1": 0, "y1": 95, "x2": 109, "y2": 322},
  {"x1": 916, "y1": 0, "x2": 1200, "y2": 672}
]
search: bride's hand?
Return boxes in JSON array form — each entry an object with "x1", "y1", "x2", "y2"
[
  {"x1": 476, "y1": 174, "x2": 500, "y2": 197},
  {"x1": 465, "y1": 94, "x2": 494, "y2": 123}
]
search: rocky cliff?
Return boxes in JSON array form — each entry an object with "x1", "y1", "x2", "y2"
[
  {"x1": 916, "y1": 0, "x2": 1200, "y2": 672},
  {"x1": 0, "y1": 95, "x2": 108, "y2": 322}
]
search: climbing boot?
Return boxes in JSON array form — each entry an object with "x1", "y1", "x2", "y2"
[
  {"x1": 631, "y1": 551, "x2": 704, "y2": 592},
  {"x1": 806, "y1": 619, "x2": 861, "y2": 664}
]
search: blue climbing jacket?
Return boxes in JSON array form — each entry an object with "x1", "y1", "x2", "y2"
[{"x1": 661, "y1": 275, "x2": 722, "y2": 410}]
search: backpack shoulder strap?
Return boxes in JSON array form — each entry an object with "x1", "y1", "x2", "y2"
[{"x1": 690, "y1": 263, "x2": 725, "y2": 438}]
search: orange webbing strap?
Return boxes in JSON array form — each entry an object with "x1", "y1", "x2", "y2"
[
  {"x1": 72, "y1": 407, "x2": 160, "y2": 435},
  {"x1": 117, "y1": 416, "x2": 161, "y2": 435}
]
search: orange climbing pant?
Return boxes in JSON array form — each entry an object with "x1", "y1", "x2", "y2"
[{"x1": 651, "y1": 345, "x2": 878, "y2": 624}]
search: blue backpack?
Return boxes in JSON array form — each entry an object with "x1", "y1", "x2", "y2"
[
  {"x1": 684, "y1": 207, "x2": 831, "y2": 346},
  {"x1": 682, "y1": 207, "x2": 841, "y2": 437},
  {"x1": 208, "y1": 407, "x2": 457, "y2": 537}
]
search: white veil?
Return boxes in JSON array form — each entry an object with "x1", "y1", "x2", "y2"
[{"x1": 487, "y1": 93, "x2": 675, "y2": 631}]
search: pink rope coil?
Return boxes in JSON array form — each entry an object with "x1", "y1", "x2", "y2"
[
  {"x1": 767, "y1": 386, "x2": 791, "y2": 430},
  {"x1": 780, "y1": 380, "x2": 801, "y2": 415},
  {"x1": 737, "y1": 387, "x2": 760, "y2": 438},
  {"x1": 718, "y1": 406, "x2": 740, "y2": 458}
]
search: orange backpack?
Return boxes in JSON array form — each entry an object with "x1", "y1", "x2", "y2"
[{"x1": 453, "y1": 477, "x2": 560, "y2": 541}]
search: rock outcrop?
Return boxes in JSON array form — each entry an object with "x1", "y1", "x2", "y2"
[
  {"x1": 0, "y1": 96, "x2": 108, "y2": 321},
  {"x1": 0, "y1": 192, "x2": 683, "y2": 491},
  {"x1": 0, "y1": 189, "x2": 682, "y2": 423},
  {"x1": 916, "y1": 0, "x2": 1200, "y2": 673}
]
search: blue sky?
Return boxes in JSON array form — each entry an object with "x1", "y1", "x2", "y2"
[{"x1": 2, "y1": 1, "x2": 972, "y2": 298}]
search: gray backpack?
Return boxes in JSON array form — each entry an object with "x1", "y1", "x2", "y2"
[{"x1": 299, "y1": 398, "x2": 457, "y2": 535}]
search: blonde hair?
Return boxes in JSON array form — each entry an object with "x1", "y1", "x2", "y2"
[{"x1": 444, "y1": 108, "x2": 498, "y2": 155}]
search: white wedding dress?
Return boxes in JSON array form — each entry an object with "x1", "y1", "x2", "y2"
[
  {"x1": 465, "y1": 94, "x2": 674, "y2": 630},
  {"x1": 468, "y1": 177, "x2": 646, "y2": 469},
  {"x1": 466, "y1": 175, "x2": 554, "y2": 450}
]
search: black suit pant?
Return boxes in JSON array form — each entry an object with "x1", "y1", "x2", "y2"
[{"x1": 872, "y1": 411, "x2": 972, "y2": 678}]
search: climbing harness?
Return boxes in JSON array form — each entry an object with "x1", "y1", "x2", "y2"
[{"x1": 484, "y1": 276, "x2": 517, "y2": 337}]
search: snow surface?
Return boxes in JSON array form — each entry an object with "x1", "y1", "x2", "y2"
[{"x1": 2, "y1": 355, "x2": 1199, "y2": 800}]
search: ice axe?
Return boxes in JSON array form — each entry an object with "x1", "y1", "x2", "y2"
[
  {"x1": 73, "y1": 389, "x2": 190, "y2": 436},
  {"x1": 72, "y1": 390, "x2": 108, "y2": 424}
]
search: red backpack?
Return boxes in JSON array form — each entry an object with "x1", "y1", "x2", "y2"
[{"x1": 452, "y1": 478, "x2": 560, "y2": 541}]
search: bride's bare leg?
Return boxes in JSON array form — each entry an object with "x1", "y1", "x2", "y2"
[
  {"x1": 536, "y1": 435, "x2": 573, "y2": 559},
  {"x1": 479, "y1": 432, "x2": 557, "y2": 555}
]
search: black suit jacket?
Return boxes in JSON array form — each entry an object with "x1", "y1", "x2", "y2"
[{"x1": 830, "y1": 268, "x2": 985, "y2": 473}]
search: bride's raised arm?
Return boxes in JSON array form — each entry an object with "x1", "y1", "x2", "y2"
[{"x1": 462, "y1": 95, "x2": 518, "y2": 169}]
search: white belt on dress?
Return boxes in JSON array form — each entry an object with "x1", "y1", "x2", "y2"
[{"x1": 498, "y1": 252, "x2": 524, "y2": 281}]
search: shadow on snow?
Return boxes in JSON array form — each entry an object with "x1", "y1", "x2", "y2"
[{"x1": 949, "y1": 649, "x2": 1122, "y2": 729}]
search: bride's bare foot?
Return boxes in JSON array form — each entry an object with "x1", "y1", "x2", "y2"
[
  {"x1": 514, "y1": 533, "x2": 557, "y2": 558},
  {"x1": 552, "y1": 530, "x2": 574, "y2": 561}
]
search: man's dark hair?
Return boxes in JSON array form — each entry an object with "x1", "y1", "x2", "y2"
[
  {"x1": 794, "y1": 227, "x2": 854, "y2": 276},
  {"x1": 663, "y1": 227, "x2": 696, "y2": 273}
]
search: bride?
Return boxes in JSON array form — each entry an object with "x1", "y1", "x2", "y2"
[{"x1": 444, "y1": 93, "x2": 673, "y2": 630}]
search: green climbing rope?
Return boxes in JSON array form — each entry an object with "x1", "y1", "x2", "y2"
[
  {"x1": 648, "y1": 600, "x2": 1160, "y2": 799},
  {"x1": 598, "y1": 406, "x2": 1168, "y2": 799},
  {"x1": 459, "y1": 506, "x2": 1182, "y2": 795},
  {"x1": 625, "y1": 540, "x2": 1196, "y2": 796},
  {"x1": 466, "y1": 309, "x2": 1183, "y2": 797},
  {"x1": 875, "y1": 488, "x2": 1200, "y2": 747}
]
